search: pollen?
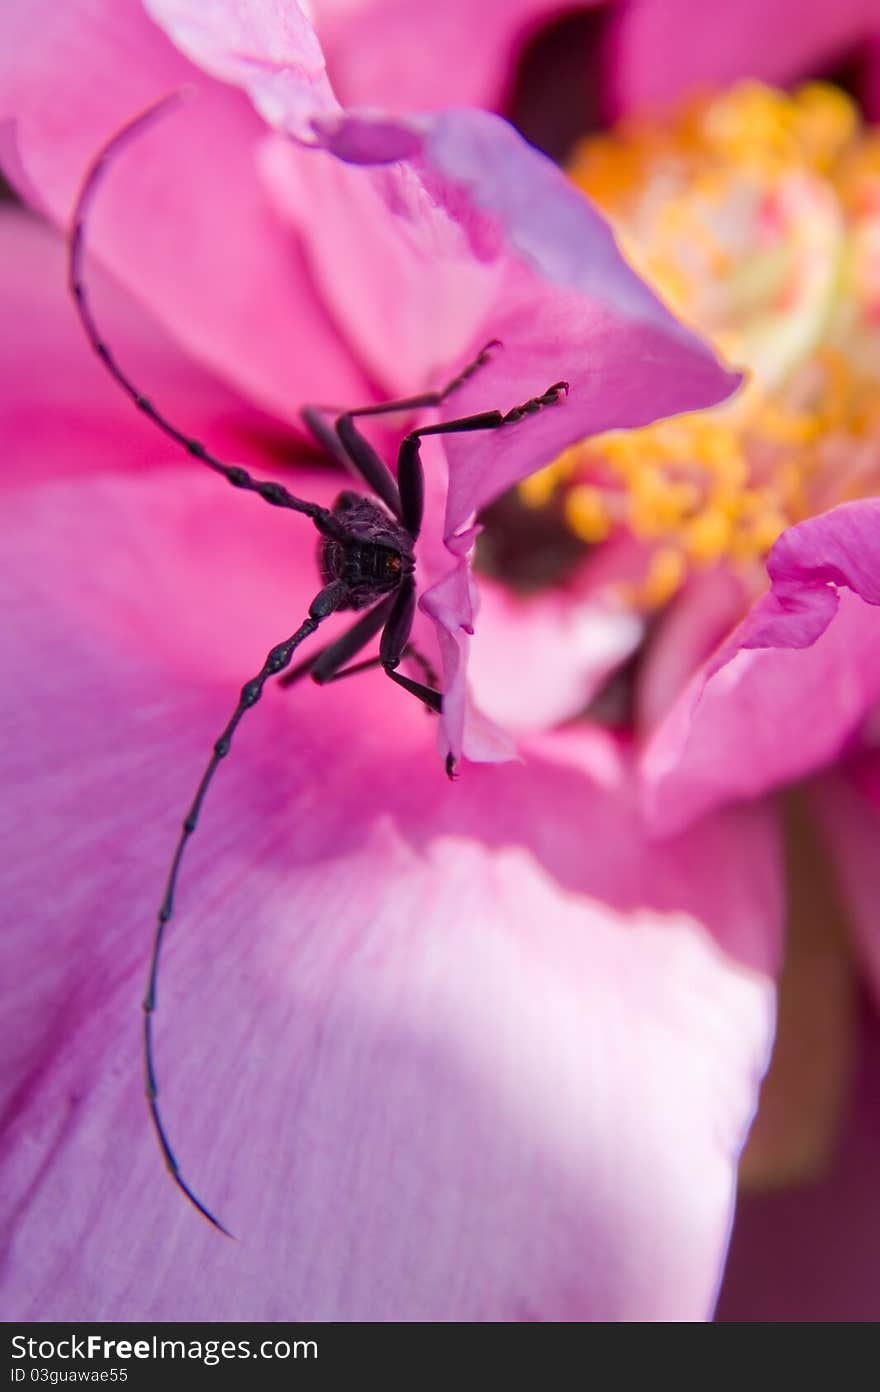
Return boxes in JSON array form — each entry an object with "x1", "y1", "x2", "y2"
[
  {"x1": 628, "y1": 546, "x2": 687, "y2": 609},
  {"x1": 523, "y1": 81, "x2": 880, "y2": 606},
  {"x1": 565, "y1": 483, "x2": 613, "y2": 543}
]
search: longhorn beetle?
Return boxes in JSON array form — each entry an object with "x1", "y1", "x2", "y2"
[{"x1": 69, "y1": 95, "x2": 568, "y2": 1234}]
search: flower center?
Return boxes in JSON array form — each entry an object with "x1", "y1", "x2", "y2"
[{"x1": 516, "y1": 81, "x2": 880, "y2": 606}]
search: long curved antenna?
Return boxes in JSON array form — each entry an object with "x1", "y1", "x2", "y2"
[
  {"x1": 68, "y1": 92, "x2": 331, "y2": 527},
  {"x1": 143, "y1": 584, "x2": 344, "y2": 1234}
]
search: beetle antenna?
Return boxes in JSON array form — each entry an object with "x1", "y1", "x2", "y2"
[
  {"x1": 143, "y1": 586, "x2": 343, "y2": 1234},
  {"x1": 68, "y1": 93, "x2": 332, "y2": 527}
]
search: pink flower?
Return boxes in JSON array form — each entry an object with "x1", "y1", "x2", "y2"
[
  {"x1": 0, "y1": 1, "x2": 779, "y2": 1324},
  {"x1": 8, "y1": 0, "x2": 880, "y2": 1325}
]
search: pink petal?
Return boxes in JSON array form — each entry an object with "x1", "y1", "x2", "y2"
[
  {"x1": 257, "y1": 133, "x2": 501, "y2": 397},
  {"x1": 312, "y1": 0, "x2": 580, "y2": 113},
  {"x1": 1, "y1": 421, "x2": 779, "y2": 1320},
  {"x1": 0, "y1": 207, "x2": 300, "y2": 484},
  {"x1": 644, "y1": 503, "x2": 880, "y2": 833},
  {"x1": 418, "y1": 112, "x2": 742, "y2": 538},
  {"x1": 607, "y1": 0, "x2": 880, "y2": 118},
  {"x1": 272, "y1": 102, "x2": 741, "y2": 527},
  {"x1": 716, "y1": 1000, "x2": 880, "y2": 1322},
  {"x1": 0, "y1": 0, "x2": 369, "y2": 419},
  {"x1": 260, "y1": 116, "x2": 739, "y2": 538}
]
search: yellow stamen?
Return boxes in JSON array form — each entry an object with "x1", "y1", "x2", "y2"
[
  {"x1": 522, "y1": 81, "x2": 880, "y2": 608},
  {"x1": 564, "y1": 483, "x2": 613, "y2": 543},
  {"x1": 626, "y1": 547, "x2": 688, "y2": 609}
]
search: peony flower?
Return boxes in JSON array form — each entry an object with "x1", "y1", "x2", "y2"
[
  {"x1": 4, "y1": 0, "x2": 878, "y2": 1324},
  {"x1": 0, "y1": 0, "x2": 768, "y2": 1324}
]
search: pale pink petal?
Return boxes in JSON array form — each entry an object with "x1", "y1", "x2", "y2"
[
  {"x1": 143, "y1": 0, "x2": 338, "y2": 135},
  {"x1": 446, "y1": 531, "x2": 652, "y2": 739},
  {"x1": 420, "y1": 551, "x2": 519, "y2": 764},
  {"x1": 150, "y1": 0, "x2": 584, "y2": 120},
  {"x1": 607, "y1": 0, "x2": 880, "y2": 118},
  {"x1": 460, "y1": 531, "x2": 657, "y2": 738},
  {"x1": 644, "y1": 503, "x2": 880, "y2": 833},
  {"x1": 312, "y1": 0, "x2": 582, "y2": 113},
  {"x1": 0, "y1": 0, "x2": 369, "y2": 419},
  {"x1": 636, "y1": 566, "x2": 751, "y2": 736},
  {"x1": 467, "y1": 578, "x2": 644, "y2": 734},
  {"x1": 716, "y1": 1001, "x2": 880, "y2": 1322},
  {"x1": 258, "y1": 134, "x2": 501, "y2": 397},
  {"x1": 1, "y1": 446, "x2": 779, "y2": 1319},
  {"x1": 422, "y1": 527, "x2": 642, "y2": 762}
]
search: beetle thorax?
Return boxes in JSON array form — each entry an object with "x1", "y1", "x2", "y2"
[{"x1": 319, "y1": 491, "x2": 415, "y2": 610}]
